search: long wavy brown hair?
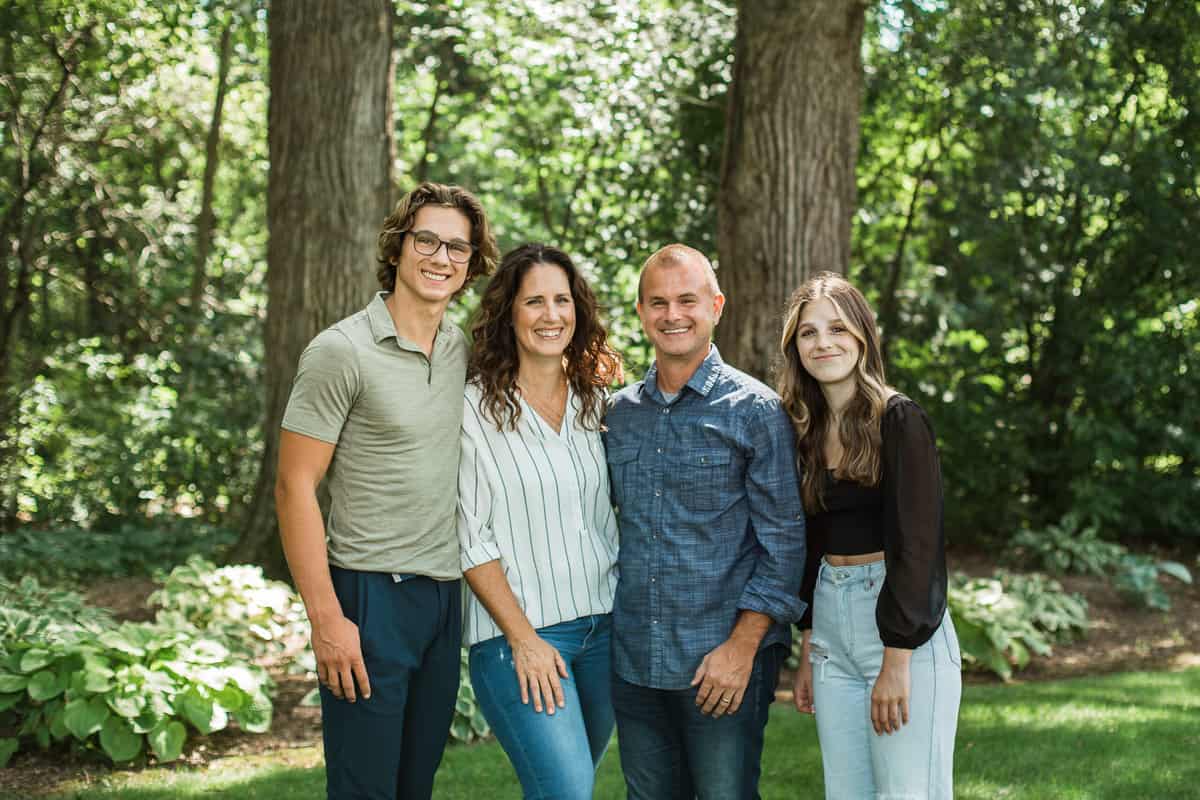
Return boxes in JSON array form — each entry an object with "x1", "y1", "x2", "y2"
[
  {"x1": 777, "y1": 272, "x2": 891, "y2": 512},
  {"x1": 469, "y1": 244, "x2": 623, "y2": 431}
]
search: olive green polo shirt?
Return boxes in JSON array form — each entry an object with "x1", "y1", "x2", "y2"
[{"x1": 281, "y1": 292, "x2": 466, "y2": 579}]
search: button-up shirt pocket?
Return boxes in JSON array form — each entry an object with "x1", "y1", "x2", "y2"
[
  {"x1": 684, "y1": 448, "x2": 734, "y2": 511},
  {"x1": 606, "y1": 444, "x2": 642, "y2": 515}
]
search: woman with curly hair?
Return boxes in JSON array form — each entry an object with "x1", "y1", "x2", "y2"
[
  {"x1": 779, "y1": 273, "x2": 962, "y2": 800},
  {"x1": 456, "y1": 243, "x2": 623, "y2": 799}
]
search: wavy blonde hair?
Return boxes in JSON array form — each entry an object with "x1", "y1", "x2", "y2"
[{"x1": 777, "y1": 272, "x2": 891, "y2": 512}]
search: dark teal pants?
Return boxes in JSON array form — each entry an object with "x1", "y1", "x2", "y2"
[{"x1": 319, "y1": 567, "x2": 462, "y2": 800}]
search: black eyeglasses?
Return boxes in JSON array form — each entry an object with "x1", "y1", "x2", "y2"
[{"x1": 408, "y1": 230, "x2": 474, "y2": 264}]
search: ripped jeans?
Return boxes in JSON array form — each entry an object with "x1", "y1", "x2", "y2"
[{"x1": 808, "y1": 559, "x2": 962, "y2": 800}]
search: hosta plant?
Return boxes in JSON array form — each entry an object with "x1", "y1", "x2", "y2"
[{"x1": 0, "y1": 618, "x2": 272, "y2": 766}]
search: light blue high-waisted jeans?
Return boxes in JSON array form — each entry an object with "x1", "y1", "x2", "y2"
[{"x1": 809, "y1": 559, "x2": 962, "y2": 800}]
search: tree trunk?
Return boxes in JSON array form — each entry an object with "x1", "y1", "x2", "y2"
[
  {"x1": 231, "y1": 0, "x2": 394, "y2": 575},
  {"x1": 715, "y1": 0, "x2": 867, "y2": 382},
  {"x1": 189, "y1": 15, "x2": 235, "y2": 316}
]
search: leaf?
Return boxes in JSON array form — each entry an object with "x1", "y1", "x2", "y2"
[
  {"x1": 0, "y1": 737, "x2": 17, "y2": 768},
  {"x1": 176, "y1": 688, "x2": 227, "y2": 734},
  {"x1": 27, "y1": 670, "x2": 65, "y2": 701},
  {"x1": 298, "y1": 688, "x2": 321, "y2": 707},
  {"x1": 234, "y1": 692, "x2": 272, "y2": 734},
  {"x1": 99, "y1": 716, "x2": 143, "y2": 763},
  {"x1": 64, "y1": 696, "x2": 110, "y2": 740},
  {"x1": 1157, "y1": 561, "x2": 1193, "y2": 584},
  {"x1": 0, "y1": 673, "x2": 28, "y2": 693},
  {"x1": 19, "y1": 649, "x2": 54, "y2": 674},
  {"x1": 0, "y1": 692, "x2": 23, "y2": 712},
  {"x1": 147, "y1": 720, "x2": 186, "y2": 763},
  {"x1": 106, "y1": 691, "x2": 145, "y2": 719}
]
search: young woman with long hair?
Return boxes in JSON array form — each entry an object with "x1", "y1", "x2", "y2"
[{"x1": 779, "y1": 272, "x2": 962, "y2": 799}]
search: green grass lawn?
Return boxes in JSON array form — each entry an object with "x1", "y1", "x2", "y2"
[{"x1": 43, "y1": 668, "x2": 1200, "y2": 800}]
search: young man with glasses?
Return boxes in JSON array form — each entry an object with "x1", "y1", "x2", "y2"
[{"x1": 276, "y1": 182, "x2": 498, "y2": 799}]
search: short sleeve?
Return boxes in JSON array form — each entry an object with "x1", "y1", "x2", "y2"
[
  {"x1": 280, "y1": 329, "x2": 360, "y2": 444},
  {"x1": 877, "y1": 397, "x2": 948, "y2": 649}
]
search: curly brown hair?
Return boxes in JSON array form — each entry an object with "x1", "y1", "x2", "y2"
[
  {"x1": 777, "y1": 272, "x2": 892, "y2": 512},
  {"x1": 469, "y1": 243, "x2": 623, "y2": 431},
  {"x1": 376, "y1": 182, "x2": 499, "y2": 299}
]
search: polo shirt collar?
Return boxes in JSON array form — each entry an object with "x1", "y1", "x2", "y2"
[
  {"x1": 367, "y1": 291, "x2": 455, "y2": 349},
  {"x1": 644, "y1": 344, "x2": 723, "y2": 402}
]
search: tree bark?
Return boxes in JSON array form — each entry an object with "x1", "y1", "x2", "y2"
[
  {"x1": 189, "y1": 15, "x2": 236, "y2": 317},
  {"x1": 231, "y1": 0, "x2": 394, "y2": 574},
  {"x1": 715, "y1": 0, "x2": 867, "y2": 382}
]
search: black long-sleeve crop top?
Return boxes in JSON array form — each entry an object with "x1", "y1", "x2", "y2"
[{"x1": 798, "y1": 394, "x2": 948, "y2": 650}]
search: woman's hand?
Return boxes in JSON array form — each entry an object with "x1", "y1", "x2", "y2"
[
  {"x1": 871, "y1": 646, "x2": 912, "y2": 734},
  {"x1": 793, "y1": 658, "x2": 814, "y2": 714},
  {"x1": 511, "y1": 635, "x2": 569, "y2": 715}
]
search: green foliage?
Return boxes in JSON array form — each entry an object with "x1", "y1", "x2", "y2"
[
  {"x1": 148, "y1": 557, "x2": 308, "y2": 660},
  {"x1": 1008, "y1": 513, "x2": 1194, "y2": 611},
  {"x1": 1113, "y1": 555, "x2": 1194, "y2": 612},
  {"x1": 0, "y1": 520, "x2": 235, "y2": 583},
  {"x1": 1009, "y1": 513, "x2": 1127, "y2": 577},
  {"x1": 449, "y1": 649, "x2": 490, "y2": 745},
  {"x1": 948, "y1": 570, "x2": 1089, "y2": 681},
  {"x1": 0, "y1": 586, "x2": 273, "y2": 765}
]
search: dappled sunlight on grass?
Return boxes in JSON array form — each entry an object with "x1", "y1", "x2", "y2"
[{"x1": 46, "y1": 669, "x2": 1200, "y2": 800}]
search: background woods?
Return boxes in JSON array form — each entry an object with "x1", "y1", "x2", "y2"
[
  {"x1": 1, "y1": 0, "x2": 1199, "y2": 790},
  {"x1": 1, "y1": 0, "x2": 1197, "y2": 554}
]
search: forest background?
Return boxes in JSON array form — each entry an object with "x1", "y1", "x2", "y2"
[
  {"x1": 3, "y1": 0, "x2": 1196, "y2": 559},
  {"x1": 1, "y1": 0, "x2": 1199, "y2": 790}
]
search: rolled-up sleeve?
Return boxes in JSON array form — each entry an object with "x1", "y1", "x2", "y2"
[
  {"x1": 736, "y1": 399, "x2": 808, "y2": 625},
  {"x1": 456, "y1": 399, "x2": 501, "y2": 570}
]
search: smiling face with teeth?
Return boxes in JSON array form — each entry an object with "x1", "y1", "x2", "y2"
[
  {"x1": 512, "y1": 262, "x2": 576, "y2": 365},
  {"x1": 391, "y1": 206, "x2": 473, "y2": 309},
  {"x1": 636, "y1": 249, "x2": 725, "y2": 369}
]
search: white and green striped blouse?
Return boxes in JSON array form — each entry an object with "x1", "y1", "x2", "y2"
[{"x1": 457, "y1": 381, "x2": 620, "y2": 647}]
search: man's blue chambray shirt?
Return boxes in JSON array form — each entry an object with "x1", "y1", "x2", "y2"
[{"x1": 603, "y1": 346, "x2": 807, "y2": 690}]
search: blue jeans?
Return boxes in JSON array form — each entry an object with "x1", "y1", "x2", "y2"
[
  {"x1": 469, "y1": 614, "x2": 615, "y2": 800},
  {"x1": 809, "y1": 560, "x2": 962, "y2": 800},
  {"x1": 612, "y1": 644, "x2": 784, "y2": 800},
  {"x1": 319, "y1": 568, "x2": 461, "y2": 800}
]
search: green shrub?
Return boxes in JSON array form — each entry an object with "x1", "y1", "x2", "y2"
[
  {"x1": 1113, "y1": 555, "x2": 1193, "y2": 611},
  {"x1": 1009, "y1": 513, "x2": 1126, "y2": 577},
  {"x1": 948, "y1": 570, "x2": 1089, "y2": 681},
  {"x1": 148, "y1": 559, "x2": 492, "y2": 745},
  {"x1": 149, "y1": 557, "x2": 308, "y2": 660},
  {"x1": 1008, "y1": 513, "x2": 1193, "y2": 611},
  {"x1": 0, "y1": 520, "x2": 236, "y2": 583},
  {"x1": 0, "y1": 597, "x2": 272, "y2": 766}
]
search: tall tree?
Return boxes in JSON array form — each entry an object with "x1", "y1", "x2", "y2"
[
  {"x1": 715, "y1": 0, "x2": 868, "y2": 381},
  {"x1": 231, "y1": 0, "x2": 394, "y2": 572}
]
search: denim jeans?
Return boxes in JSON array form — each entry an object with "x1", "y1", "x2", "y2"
[
  {"x1": 612, "y1": 644, "x2": 784, "y2": 800},
  {"x1": 809, "y1": 559, "x2": 962, "y2": 800},
  {"x1": 469, "y1": 614, "x2": 615, "y2": 800},
  {"x1": 319, "y1": 568, "x2": 461, "y2": 800}
]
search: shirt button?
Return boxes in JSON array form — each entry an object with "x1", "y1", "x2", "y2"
[
  {"x1": 654, "y1": 489, "x2": 662, "y2": 497},
  {"x1": 656, "y1": 447, "x2": 663, "y2": 454},
  {"x1": 651, "y1": 577, "x2": 656, "y2": 582},
  {"x1": 662, "y1": 408, "x2": 670, "y2": 415}
]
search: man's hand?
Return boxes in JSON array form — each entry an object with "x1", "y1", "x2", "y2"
[
  {"x1": 313, "y1": 615, "x2": 371, "y2": 703},
  {"x1": 511, "y1": 636, "x2": 569, "y2": 715},
  {"x1": 690, "y1": 636, "x2": 757, "y2": 717},
  {"x1": 871, "y1": 646, "x2": 911, "y2": 734}
]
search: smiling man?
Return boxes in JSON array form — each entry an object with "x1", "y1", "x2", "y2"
[
  {"x1": 604, "y1": 244, "x2": 807, "y2": 799},
  {"x1": 274, "y1": 183, "x2": 498, "y2": 799}
]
